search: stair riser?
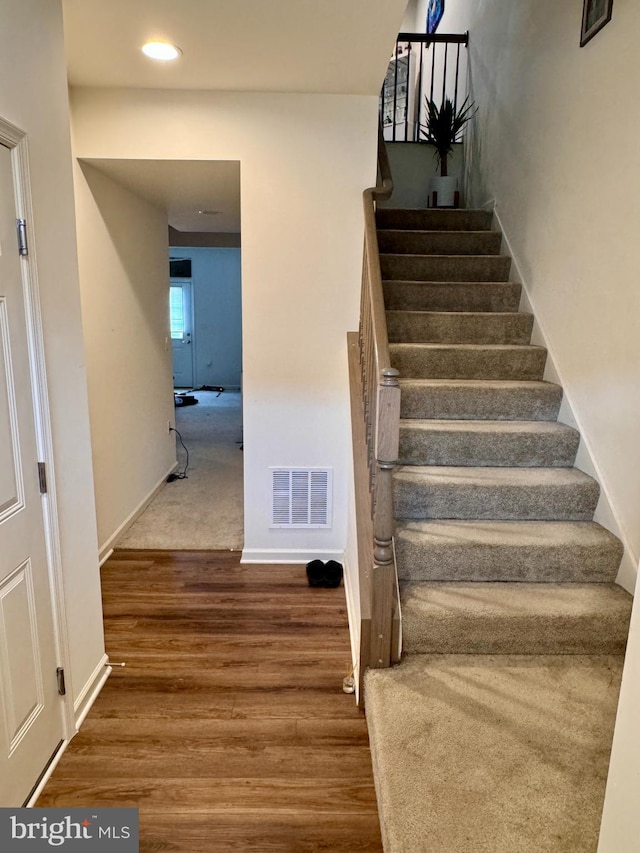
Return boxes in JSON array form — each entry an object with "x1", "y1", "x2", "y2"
[
  {"x1": 399, "y1": 383, "x2": 563, "y2": 421},
  {"x1": 394, "y1": 535, "x2": 623, "y2": 583},
  {"x1": 393, "y1": 477, "x2": 600, "y2": 521},
  {"x1": 378, "y1": 231, "x2": 502, "y2": 256},
  {"x1": 381, "y1": 254, "x2": 511, "y2": 282},
  {"x1": 387, "y1": 311, "x2": 533, "y2": 344},
  {"x1": 390, "y1": 345, "x2": 547, "y2": 380},
  {"x1": 384, "y1": 281, "x2": 521, "y2": 313},
  {"x1": 376, "y1": 208, "x2": 493, "y2": 231},
  {"x1": 398, "y1": 428, "x2": 580, "y2": 467},
  {"x1": 401, "y1": 612, "x2": 629, "y2": 655}
]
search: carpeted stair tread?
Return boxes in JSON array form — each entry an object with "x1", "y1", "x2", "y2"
[
  {"x1": 367, "y1": 208, "x2": 628, "y2": 852},
  {"x1": 376, "y1": 208, "x2": 493, "y2": 231},
  {"x1": 399, "y1": 419, "x2": 579, "y2": 467},
  {"x1": 387, "y1": 310, "x2": 533, "y2": 344},
  {"x1": 377, "y1": 229, "x2": 502, "y2": 255},
  {"x1": 399, "y1": 378, "x2": 563, "y2": 421},
  {"x1": 381, "y1": 253, "x2": 511, "y2": 282},
  {"x1": 400, "y1": 582, "x2": 631, "y2": 655},
  {"x1": 393, "y1": 465, "x2": 600, "y2": 520},
  {"x1": 383, "y1": 279, "x2": 521, "y2": 312},
  {"x1": 394, "y1": 519, "x2": 624, "y2": 583},
  {"x1": 365, "y1": 654, "x2": 623, "y2": 852},
  {"x1": 390, "y1": 342, "x2": 547, "y2": 380}
]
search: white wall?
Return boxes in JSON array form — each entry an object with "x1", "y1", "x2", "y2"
[
  {"x1": 379, "y1": 143, "x2": 464, "y2": 208},
  {"x1": 0, "y1": 1, "x2": 105, "y2": 713},
  {"x1": 170, "y1": 247, "x2": 242, "y2": 389},
  {"x1": 72, "y1": 161, "x2": 177, "y2": 554},
  {"x1": 70, "y1": 88, "x2": 379, "y2": 563},
  {"x1": 401, "y1": 0, "x2": 420, "y2": 33},
  {"x1": 599, "y1": 565, "x2": 640, "y2": 851}
]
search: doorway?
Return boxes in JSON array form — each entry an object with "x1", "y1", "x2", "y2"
[
  {"x1": 73, "y1": 158, "x2": 244, "y2": 556},
  {"x1": 121, "y1": 241, "x2": 244, "y2": 550}
]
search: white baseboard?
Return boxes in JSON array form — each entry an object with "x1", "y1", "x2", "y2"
[
  {"x1": 341, "y1": 552, "x2": 361, "y2": 703},
  {"x1": 27, "y1": 654, "x2": 114, "y2": 805},
  {"x1": 493, "y1": 205, "x2": 636, "y2": 593},
  {"x1": 98, "y1": 462, "x2": 178, "y2": 562},
  {"x1": 99, "y1": 548, "x2": 114, "y2": 567},
  {"x1": 240, "y1": 548, "x2": 344, "y2": 565},
  {"x1": 26, "y1": 739, "x2": 70, "y2": 807},
  {"x1": 73, "y1": 653, "x2": 111, "y2": 728}
]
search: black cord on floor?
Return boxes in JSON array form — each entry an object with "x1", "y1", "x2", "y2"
[
  {"x1": 167, "y1": 427, "x2": 189, "y2": 481},
  {"x1": 190, "y1": 384, "x2": 225, "y2": 397}
]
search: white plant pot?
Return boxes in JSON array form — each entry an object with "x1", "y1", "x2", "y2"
[{"x1": 428, "y1": 175, "x2": 459, "y2": 208}]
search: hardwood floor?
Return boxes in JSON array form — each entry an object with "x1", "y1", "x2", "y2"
[{"x1": 38, "y1": 550, "x2": 382, "y2": 852}]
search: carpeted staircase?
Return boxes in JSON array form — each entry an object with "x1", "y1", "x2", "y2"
[{"x1": 364, "y1": 208, "x2": 633, "y2": 852}]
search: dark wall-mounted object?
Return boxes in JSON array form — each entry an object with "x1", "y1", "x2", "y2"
[
  {"x1": 580, "y1": 0, "x2": 613, "y2": 46},
  {"x1": 169, "y1": 257, "x2": 192, "y2": 278}
]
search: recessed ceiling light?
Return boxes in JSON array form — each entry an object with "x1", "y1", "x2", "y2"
[{"x1": 141, "y1": 41, "x2": 182, "y2": 62}]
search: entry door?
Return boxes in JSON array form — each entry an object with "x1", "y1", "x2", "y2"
[
  {"x1": 170, "y1": 279, "x2": 194, "y2": 388},
  {"x1": 0, "y1": 143, "x2": 63, "y2": 806}
]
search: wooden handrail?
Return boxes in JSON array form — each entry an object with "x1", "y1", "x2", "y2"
[{"x1": 357, "y1": 126, "x2": 401, "y2": 676}]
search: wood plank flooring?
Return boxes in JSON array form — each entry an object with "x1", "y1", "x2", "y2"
[{"x1": 38, "y1": 550, "x2": 382, "y2": 852}]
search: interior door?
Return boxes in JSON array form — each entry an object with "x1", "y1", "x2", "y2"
[
  {"x1": 170, "y1": 279, "x2": 194, "y2": 388},
  {"x1": 0, "y1": 142, "x2": 64, "y2": 806}
]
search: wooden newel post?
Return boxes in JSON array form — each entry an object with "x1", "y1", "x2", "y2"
[
  {"x1": 369, "y1": 368, "x2": 401, "y2": 669},
  {"x1": 373, "y1": 461, "x2": 395, "y2": 566}
]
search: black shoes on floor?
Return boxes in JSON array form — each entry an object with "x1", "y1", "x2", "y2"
[{"x1": 306, "y1": 560, "x2": 344, "y2": 588}]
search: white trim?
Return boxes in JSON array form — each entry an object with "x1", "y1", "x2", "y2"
[
  {"x1": 241, "y1": 548, "x2": 343, "y2": 564},
  {"x1": 99, "y1": 548, "x2": 114, "y2": 567},
  {"x1": 0, "y1": 116, "x2": 76, "y2": 737},
  {"x1": 25, "y1": 739, "x2": 70, "y2": 808},
  {"x1": 493, "y1": 204, "x2": 636, "y2": 593},
  {"x1": 341, "y1": 553, "x2": 361, "y2": 703},
  {"x1": 98, "y1": 462, "x2": 178, "y2": 561},
  {"x1": 73, "y1": 653, "x2": 111, "y2": 727}
]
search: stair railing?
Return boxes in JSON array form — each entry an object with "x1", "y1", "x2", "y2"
[
  {"x1": 358, "y1": 126, "x2": 401, "y2": 675},
  {"x1": 381, "y1": 32, "x2": 470, "y2": 143}
]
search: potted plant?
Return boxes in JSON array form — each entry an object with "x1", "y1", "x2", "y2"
[{"x1": 420, "y1": 96, "x2": 477, "y2": 207}]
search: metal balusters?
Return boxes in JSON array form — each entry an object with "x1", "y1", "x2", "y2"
[{"x1": 382, "y1": 33, "x2": 469, "y2": 143}]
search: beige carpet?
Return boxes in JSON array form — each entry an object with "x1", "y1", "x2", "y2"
[
  {"x1": 365, "y1": 654, "x2": 623, "y2": 853},
  {"x1": 118, "y1": 391, "x2": 244, "y2": 550}
]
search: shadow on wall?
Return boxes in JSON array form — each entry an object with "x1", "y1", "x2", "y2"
[{"x1": 377, "y1": 142, "x2": 465, "y2": 209}]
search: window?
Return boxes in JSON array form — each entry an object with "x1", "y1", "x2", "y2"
[{"x1": 169, "y1": 286, "x2": 186, "y2": 340}]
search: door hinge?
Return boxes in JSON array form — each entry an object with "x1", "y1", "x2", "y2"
[
  {"x1": 37, "y1": 462, "x2": 47, "y2": 494},
  {"x1": 16, "y1": 219, "x2": 28, "y2": 256},
  {"x1": 56, "y1": 667, "x2": 66, "y2": 696}
]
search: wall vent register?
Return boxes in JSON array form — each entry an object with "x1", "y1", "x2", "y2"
[{"x1": 270, "y1": 468, "x2": 332, "y2": 528}]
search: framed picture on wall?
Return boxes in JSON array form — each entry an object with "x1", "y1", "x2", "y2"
[
  {"x1": 427, "y1": 0, "x2": 444, "y2": 35},
  {"x1": 580, "y1": 0, "x2": 613, "y2": 46}
]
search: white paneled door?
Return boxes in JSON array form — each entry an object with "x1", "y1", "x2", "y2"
[{"x1": 0, "y1": 142, "x2": 63, "y2": 805}]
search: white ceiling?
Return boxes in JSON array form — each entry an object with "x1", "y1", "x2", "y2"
[
  {"x1": 64, "y1": 0, "x2": 407, "y2": 234},
  {"x1": 62, "y1": 0, "x2": 408, "y2": 94},
  {"x1": 80, "y1": 159, "x2": 241, "y2": 233}
]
